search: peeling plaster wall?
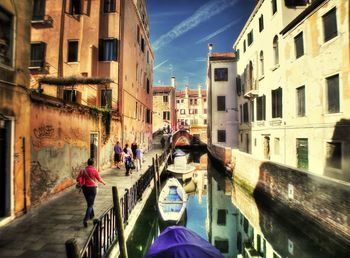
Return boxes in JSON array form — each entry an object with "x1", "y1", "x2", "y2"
[{"x1": 30, "y1": 101, "x2": 121, "y2": 206}]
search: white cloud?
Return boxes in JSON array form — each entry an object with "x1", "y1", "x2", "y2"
[
  {"x1": 153, "y1": 0, "x2": 238, "y2": 51},
  {"x1": 196, "y1": 18, "x2": 241, "y2": 44}
]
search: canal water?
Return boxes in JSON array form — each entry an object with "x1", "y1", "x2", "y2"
[{"x1": 126, "y1": 151, "x2": 349, "y2": 258}]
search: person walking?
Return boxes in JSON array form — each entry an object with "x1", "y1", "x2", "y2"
[
  {"x1": 131, "y1": 140, "x2": 137, "y2": 160},
  {"x1": 123, "y1": 144, "x2": 133, "y2": 176},
  {"x1": 76, "y1": 158, "x2": 106, "y2": 227},
  {"x1": 113, "y1": 141, "x2": 123, "y2": 169},
  {"x1": 135, "y1": 144, "x2": 143, "y2": 172}
]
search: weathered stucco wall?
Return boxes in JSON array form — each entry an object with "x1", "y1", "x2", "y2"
[
  {"x1": 30, "y1": 98, "x2": 121, "y2": 206},
  {"x1": 231, "y1": 149, "x2": 350, "y2": 244}
]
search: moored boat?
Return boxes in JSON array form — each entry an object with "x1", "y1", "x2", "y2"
[{"x1": 158, "y1": 178, "x2": 187, "y2": 224}]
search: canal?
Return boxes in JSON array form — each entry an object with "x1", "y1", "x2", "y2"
[{"x1": 126, "y1": 150, "x2": 349, "y2": 258}]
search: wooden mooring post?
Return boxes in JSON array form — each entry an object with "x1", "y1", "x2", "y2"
[
  {"x1": 65, "y1": 238, "x2": 80, "y2": 258},
  {"x1": 155, "y1": 154, "x2": 161, "y2": 191},
  {"x1": 153, "y1": 158, "x2": 158, "y2": 203},
  {"x1": 112, "y1": 186, "x2": 129, "y2": 258}
]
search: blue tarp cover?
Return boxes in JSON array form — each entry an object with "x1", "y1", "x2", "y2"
[
  {"x1": 145, "y1": 226, "x2": 225, "y2": 258},
  {"x1": 173, "y1": 149, "x2": 187, "y2": 157}
]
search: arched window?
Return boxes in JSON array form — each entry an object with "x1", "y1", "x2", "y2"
[
  {"x1": 260, "y1": 51, "x2": 264, "y2": 76},
  {"x1": 273, "y1": 35, "x2": 279, "y2": 66}
]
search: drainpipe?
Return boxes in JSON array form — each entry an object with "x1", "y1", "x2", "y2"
[
  {"x1": 58, "y1": 0, "x2": 67, "y2": 77},
  {"x1": 118, "y1": 0, "x2": 125, "y2": 145},
  {"x1": 22, "y1": 137, "x2": 27, "y2": 214}
]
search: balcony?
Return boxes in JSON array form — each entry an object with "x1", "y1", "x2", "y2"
[{"x1": 31, "y1": 15, "x2": 53, "y2": 26}]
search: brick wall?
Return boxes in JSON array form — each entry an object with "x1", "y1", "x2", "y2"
[{"x1": 232, "y1": 149, "x2": 350, "y2": 244}]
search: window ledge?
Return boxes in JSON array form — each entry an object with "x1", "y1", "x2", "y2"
[
  {"x1": 271, "y1": 64, "x2": 280, "y2": 71},
  {"x1": 0, "y1": 63, "x2": 15, "y2": 71},
  {"x1": 67, "y1": 62, "x2": 79, "y2": 65},
  {"x1": 323, "y1": 112, "x2": 343, "y2": 117},
  {"x1": 321, "y1": 35, "x2": 340, "y2": 48}
]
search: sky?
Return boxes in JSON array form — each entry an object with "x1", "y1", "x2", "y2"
[{"x1": 146, "y1": 0, "x2": 256, "y2": 90}]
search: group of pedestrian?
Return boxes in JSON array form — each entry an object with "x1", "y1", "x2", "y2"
[{"x1": 114, "y1": 140, "x2": 143, "y2": 176}]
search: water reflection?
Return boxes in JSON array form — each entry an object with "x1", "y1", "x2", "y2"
[{"x1": 126, "y1": 151, "x2": 349, "y2": 258}]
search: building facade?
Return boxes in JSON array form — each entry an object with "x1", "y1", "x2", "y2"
[
  {"x1": 233, "y1": 0, "x2": 350, "y2": 181},
  {"x1": 29, "y1": 0, "x2": 153, "y2": 206},
  {"x1": 206, "y1": 52, "x2": 238, "y2": 161},
  {"x1": 152, "y1": 77, "x2": 176, "y2": 133},
  {"x1": 0, "y1": 0, "x2": 32, "y2": 223},
  {"x1": 176, "y1": 85, "x2": 207, "y2": 129}
]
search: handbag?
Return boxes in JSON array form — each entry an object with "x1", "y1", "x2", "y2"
[
  {"x1": 76, "y1": 169, "x2": 93, "y2": 191},
  {"x1": 129, "y1": 161, "x2": 136, "y2": 170}
]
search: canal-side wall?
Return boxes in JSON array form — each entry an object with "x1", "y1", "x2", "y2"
[{"x1": 231, "y1": 149, "x2": 350, "y2": 244}]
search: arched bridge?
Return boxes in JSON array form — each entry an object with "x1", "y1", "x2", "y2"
[{"x1": 171, "y1": 129, "x2": 205, "y2": 147}]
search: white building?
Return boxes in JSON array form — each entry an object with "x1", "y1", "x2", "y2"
[
  {"x1": 206, "y1": 52, "x2": 238, "y2": 159},
  {"x1": 230, "y1": 0, "x2": 350, "y2": 181}
]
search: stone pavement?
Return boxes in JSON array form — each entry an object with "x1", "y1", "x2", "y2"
[{"x1": 0, "y1": 146, "x2": 164, "y2": 258}]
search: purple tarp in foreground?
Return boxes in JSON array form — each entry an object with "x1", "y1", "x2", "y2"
[{"x1": 145, "y1": 226, "x2": 225, "y2": 258}]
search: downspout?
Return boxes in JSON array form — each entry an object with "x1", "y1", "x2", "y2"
[
  {"x1": 118, "y1": 0, "x2": 125, "y2": 145},
  {"x1": 58, "y1": 0, "x2": 67, "y2": 78},
  {"x1": 22, "y1": 137, "x2": 27, "y2": 214}
]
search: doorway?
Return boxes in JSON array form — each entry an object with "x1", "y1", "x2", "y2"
[
  {"x1": 0, "y1": 119, "x2": 11, "y2": 218},
  {"x1": 90, "y1": 133, "x2": 99, "y2": 168},
  {"x1": 296, "y1": 138, "x2": 308, "y2": 169},
  {"x1": 263, "y1": 136, "x2": 270, "y2": 160}
]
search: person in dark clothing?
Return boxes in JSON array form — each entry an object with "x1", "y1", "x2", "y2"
[
  {"x1": 76, "y1": 158, "x2": 106, "y2": 227},
  {"x1": 131, "y1": 141, "x2": 137, "y2": 159}
]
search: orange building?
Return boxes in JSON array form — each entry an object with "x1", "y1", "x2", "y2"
[
  {"x1": 29, "y1": 0, "x2": 153, "y2": 205},
  {"x1": 0, "y1": 0, "x2": 32, "y2": 223}
]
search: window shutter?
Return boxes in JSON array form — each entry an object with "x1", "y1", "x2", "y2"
[
  {"x1": 98, "y1": 39, "x2": 103, "y2": 61},
  {"x1": 41, "y1": 42, "x2": 46, "y2": 67},
  {"x1": 262, "y1": 95, "x2": 266, "y2": 120},
  {"x1": 113, "y1": 39, "x2": 118, "y2": 61}
]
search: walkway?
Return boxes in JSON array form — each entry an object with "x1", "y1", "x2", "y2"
[{"x1": 0, "y1": 146, "x2": 164, "y2": 258}]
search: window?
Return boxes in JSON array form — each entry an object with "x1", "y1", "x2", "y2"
[
  {"x1": 243, "y1": 103, "x2": 249, "y2": 123},
  {"x1": 285, "y1": 0, "x2": 308, "y2": 7},
  {"x1": 163, "y1": 95, "x2": 168, "y2": 103},
  {"x1": 67, "y1": 40, "x2": 78, "y2": 62},
  {"x1": 217, "y1": 209, "x2": 227, "y2": 225},
  {"x1": 273, "y1": 36, "x2": 279, "y2": 66},
  {"x1": 236, "y1": 76, "x2": 242, "y2": 96},
  {"x1": 259, "y1": 51, "x2": 264, "y2": 76},
  {"x1": 69, "y1": 0, "x2": 81, "y2": 15},
  {"x1": 203, "y1": 98, "x2": 206, "y2": 102},
  {"x1": 137, "y1": 25, "x2": 140, "y2": 44},
  {"x1": 274, "y1": 138, "x2": 280, "y2": 155},
  {"x1": 176, "y1": 100, "x2": 180, "y2": 104},
  {"x1": 272, "y1": 87, "x2": 283, "y2": 118},
  {"x1": 30, "y1": 42, "x2": 46, "y2": 68},
  {"x1": 147, "y1": 50, "x2": 149, "y2": 63},
  {"x1": 256, "y1": 95, "x2": 266, "y2": 121},
  {"x1": 0, "y1": 7, "x2": 13, "y2": 67},
  {"x1": 326, "y1": 142, "x2": 342, "y2": 169},
  {"x1": 63, "y1": 89, "x2": 81, "y2": 103},
  {"x1": 272, "y1": 0, "x2": 277, "y2": 15},
  {"x1": 294, "y1": 32, "x2": 304, "y2": 58},
  {"x1": 217, "y1": 130, "x2": 226, "y2": 143},
  {"x1": 32, "y1": 0, "x2": 45, "y2": 21},
  {"x1": 240, "y1": 105, "x2": 242, "y2": 123},
  {"x1": 296, "y1": 86, "x2": 305, "y2": 116},
  {"x1": 326, "y1": 74, "x2": 339, "y2": 113},
  {"x1": 141, "y1": 37, "x2": 145, "y2": 52},
  {"x1": 204, "y1": 108, "x2": 207, "y2": 114},
  {"x1": 146, "y1": 78, "x2": 150, "y2": 94},
  {"x1": 217, "y1": 96, "x2": 226, "y2": 111},
  {"x1": 99, "y1": 39, "x2": 118, "y2": 61},
  {"x1": 146, "y1": 109, "x2": 151, "y2": 123},
  {"x1": 101, "y1": 89, "x2": 112, "y2": 108},
  {"x1": 163, "y1": 111, "x2": 170, "y2": 120},
  {"x1": 180, "y1": 109, "x2": 185, "y2": 115},
  {"x1": 215, "y1": 239, "x2": 228, "y2": 253},
  {"x1": 214, "y1": 68, "x2": 228, "y2": 81},
  {"x1": 204, "y1": 119, "x2": 207, "y2": 124},
  {"x1": 243, "y1": 40, "x2": 246, "y2": 52},
  {"x1": 323, "y1": 8, "x2": 337, "y2": 42},
  {"x1": 296, "y1": 138, "x2": 308, "y2": 169},
  {"x1": 247, "y1": 30, "x2": 253, "y2": 46},
  {"x1": 259, "y1": 15, "x2": 264, "y2": 32},
  {"x1": 104, "y1": 0, "x2": 116, "y2": 13}
]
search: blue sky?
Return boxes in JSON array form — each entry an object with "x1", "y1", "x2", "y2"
[{"x1": 147, "y1": 0, "x2": 256, "y2": 89}]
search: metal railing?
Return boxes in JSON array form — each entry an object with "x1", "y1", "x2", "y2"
[{"x1": 66, "y1": 148, "x2": 169, "y2": 258}]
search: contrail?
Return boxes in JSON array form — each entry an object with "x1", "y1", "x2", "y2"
[
  {"x1": 153, "y1": 0, "x2": 238, "y2": 51},
  {"x1": 196, "y1": 18, "x2": 241, "y2": 44},
  {"x1": 154, "y1": 59, "x2": 169, "y2": 70}
]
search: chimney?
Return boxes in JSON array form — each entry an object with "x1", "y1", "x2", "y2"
[
  {"x1": 208, "y1": 43, "x2": 213, "y2": 54},
  {"x1": 185, "y1": 85, "x2": 189, "y2": 98},
  {"x1": 171, "y1": 76, "x2": 176, "y2": 88}
]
